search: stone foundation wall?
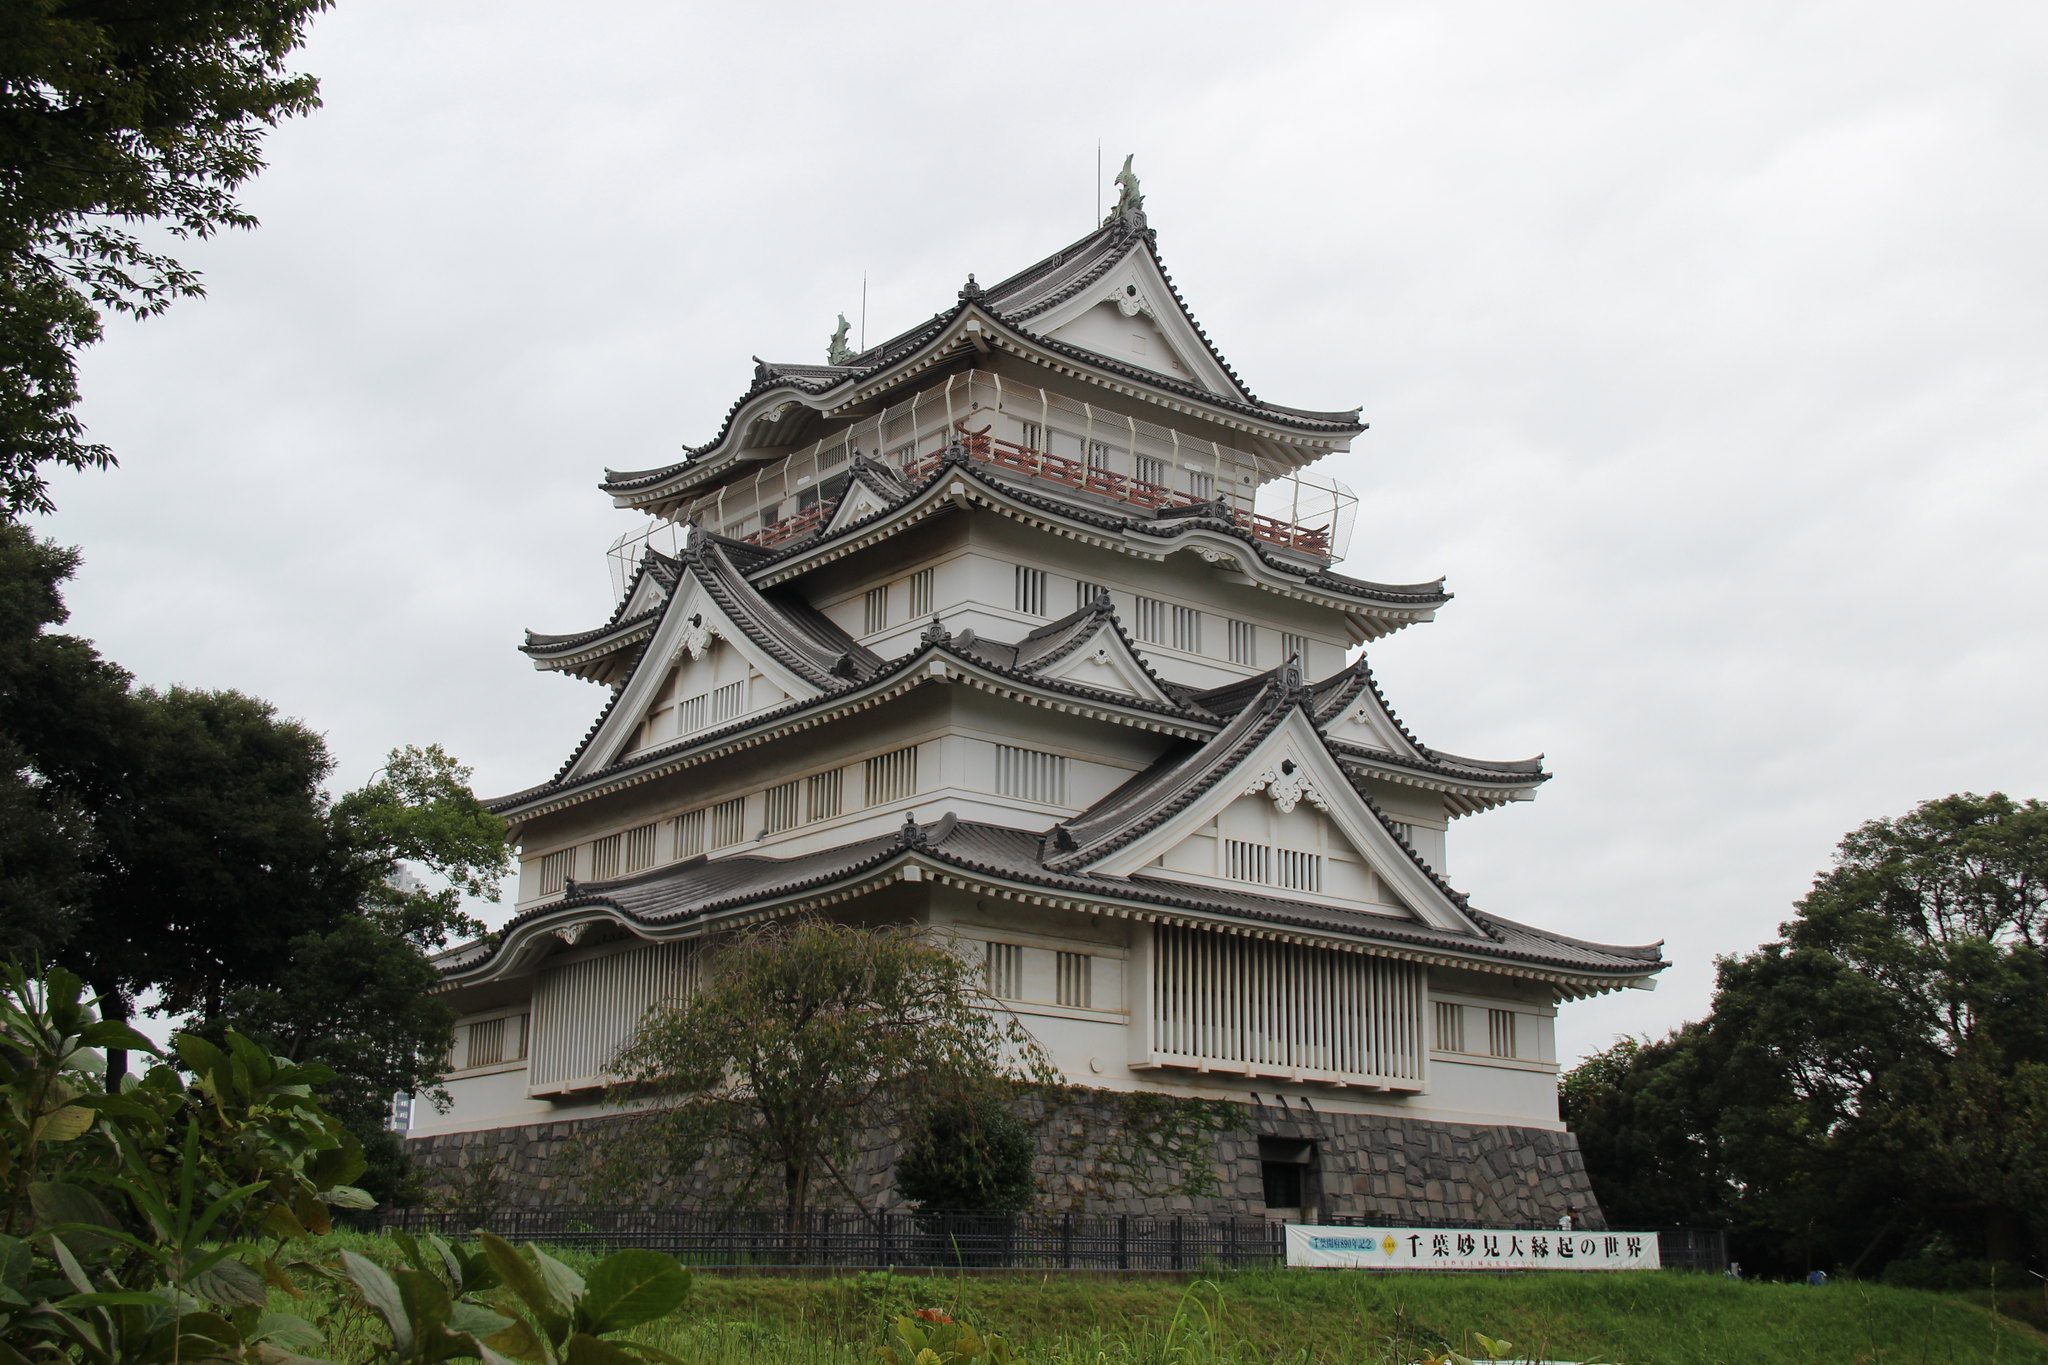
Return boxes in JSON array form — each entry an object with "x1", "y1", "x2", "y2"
[{"x1": 404, "y1": 1094, "x2": 1603, "y2": 1227}]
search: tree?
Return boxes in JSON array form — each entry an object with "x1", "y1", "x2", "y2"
[
  {"x1": 603, "y1": 917, "x2": 1055, "y2": 1233},
  {"x1": 1566, "y1": 793, "x2": 2048, "y2": 1275},
  {"x1": 0, "y1": 522, "x2": 511, "y2": 1198},
  {"x1": 0, "y1": 0, "x2": 330, "y2": 514}
]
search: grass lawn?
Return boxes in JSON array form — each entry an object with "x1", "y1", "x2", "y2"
[{"x1": 309, "y1": 1231, "x2": 2048, "y2": 1364}]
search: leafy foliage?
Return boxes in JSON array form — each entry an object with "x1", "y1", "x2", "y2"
[
  {"x1": 895, "y1": 1091, "x2": 1036, "y2": 1216},
  {"x1": 0, "y1": 521, "x2": 512, "y2": 1200},
  {"x1": 600, "y1": 917, "x2": 1057, "y2": 1229},
  {"x1": 0, "y1": 961, "x2": 367, "y2": 1362},
  {"x1": 0, "y1": 0, "x2": 330, "y2": 514},
  {"x1": 1566, "y1": 792, "x2": 2048, "y2": 1276}
]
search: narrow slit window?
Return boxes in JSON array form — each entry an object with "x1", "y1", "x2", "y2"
[
  {"x1": 985, "y1": 942, "x2": 1025, "y2": 1000},
  {"x1": 623, "y1": 823, "x2": 658, "y2": 874},
  {"x1": 1280, "y1": 632, "x2": 1310, "y2": 667},
  {"x1": 1276, "y1": 849, "x2": 1324, "y2": 894},
  {"x1": 907, "y1": 569, "x2": 934, "y2": 618},
  {"x1": 806, "y1": 768, "x2": 843, "y2": 820},
  {"x1": 708, "y1": 796, "x2": 746, "y2": 849},
  {"x1": 763, "y1": 780, "x2": 802, "y2": 834},
  {"x1": 863, "y1": 746, "x2": 918, "y2": 806},
  {"x1": 1014, "y1": 566, "x2": 1047, "y2": 616},
  {"x1": 1075, "y1": 579, "x2": 1109, "y2": 613},
  {"x1": 1136, "y1": 454, "x2": 1168, "y2": 487},
  {"x1": 995, "y1": 744, "x2": 1067, "y2": 805},
  {"x1": 863, "y1": 585, "x2": 889, "y2": 635},
  {"x1": 589, "y1": 833, "x2": 622, "y2": 881},
  {"x1": 1134, "y1": 595, "x2": 1166, "y2": 643},
  {"x1": 466, "y1": 1018, "x2": 506, "y2": 1069},
  {"x1": 673, "y1": 809, "x2": 706, "y2": 859},
  {"x1": 1056, "y1": 952, "x2": 1092, "y2": 1009},
  {"x1": 1435, "y1": 1002, "x2": 1466, "y2": 1053},
  {"x1": 537, "y1": 849, "x2": 571, "y2": 897},
  {"x1": 1171, "y1": 605, "x2": 1202, "y2": 653},
  {"x1": 1018, "y1": 421, "x2": 1043, "y2": 451},
  {"x1": 1228, "y1": 619, "x2": 1257, "y2": 665},
  {"x1": 1488, "y1": 1009, "x2": 1518, "y2": 1059}
]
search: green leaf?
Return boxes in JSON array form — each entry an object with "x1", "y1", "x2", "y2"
[
  {"x1": 33, "y1": 1104, "x2": 94, "y2": 1143},
  {"x1": 250, "y1": 1310, "x2": 326, "y2": 1353},
  {"x1": 320, "y1": 1184, "x2": 376, "y2": 1211},
  {"x1": 0, "y1": 1234, "x2": 29, "y2": 1293},
  {"x1": 564, "y1": 1335, "x2": 642, "y2": 1365},
  {"x1": 28, "y1": 1181, "x2": 121, "y2": 1254},
  {"x1": 77, "y1": 1019, "x2": 159, "y2": 1056},
  {"x1": 481, "y1": 1313, "x2": 543, "y2": 1361},
  {"x1": 340, "y1": 1249, "x2": 413, "y2": 1358},
  {"x1": 479, "y1": 1232, "x2": 553, "y2": 1321},
  {"x1": 190, "y1": 1256, "x2": 268, "y2": 1309},
  {"x1": 530, "y1": 1245, "x2": 585, "y2": 1310},
  {"x1": 447, "y1": 1300, "x2": 513, "y2": 1339},
  {"x1": 576, "y1": 1251, "x2": 691, "y2": 1334}
]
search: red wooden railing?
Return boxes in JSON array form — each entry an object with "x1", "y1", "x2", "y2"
[{"x1": 744, "y1": 426, "x2": 1333, "y2": 558}]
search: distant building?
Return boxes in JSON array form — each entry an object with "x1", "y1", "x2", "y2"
[{"x1": 415, "y1": 182, "x2": 1665, "y2": 1223}]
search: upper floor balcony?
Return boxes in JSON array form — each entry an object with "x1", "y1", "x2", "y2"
[{"x1": 660, "y1": 372, "x2": 1357, "y2": 580}]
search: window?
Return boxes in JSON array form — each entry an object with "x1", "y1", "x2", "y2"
[
  {"x1": 1228, "y1": 619, "x2": 1257, "y2": 665},
  {"x1": 708, "y1": 679, "x2": 746, "y2": 724},
  {"x1": 763, "y1": 779, "x2": 802, "y2": 834},
  {"x1": 995, "y1": 744, "x2": 1067, "y2": 804},
  {"x1": 1018, "y1": 421, "x2": 1043, "y2": 451},
  {"x1": 676, "y1": 694, "x2": 707, "y2": 734},
  {"x1": 1075, "y1": 579, "x2": 1108, "y2": 613},
  {"x1": 1435, "y1": 1002, "x2": 1466, "y2": 1053},
  {"x1": 1085, "y1": 440, "x2": 1111, "y2": 471},
  {"x1": 1187, "y1": 469, "x2": 1215, "y2": 500},
  {"x1": 466, "y1": 1017, "x2": 507, "y2": 1069},
  {"x1": 819, "y1": 442, "x2": 849, "y2": 470},
  {"x1": 1013, "y1": 566, "x2": 1047, "y2": 616},
  {"x1": 985, "y1": 942, "x2": 1024, "y2": 999},
  {"x1": 892, "y1": 442, "x2": 918, "y2": 470},
  {"x1": 1258, "y1": 1137, "x2": 1315, "y2": 1212},
  {"x1": 1134, "y1": 595, "x2": 1166, "y2": 643},
  {"x1": 1276, "y1": 848, "x2": 1324, "y2": 894},
  {"x1": 1488, "y1": 1009, "x2": 1518, "y2": 1059},
  {"x1": 623, "y1": 823, "x2": 658, "y2": 874},
  {"x1": 1280, "y1": 632, "x2": 1309, "y2": 666},
  {"x1": 674, "y1": 809, "x2": 706, "y2": 859},
  {"x1": 465, "y1": 1015, "x2": 527, "y2": 1069},
  {"x1": 589, "y1": 833, "x2": 622, "y2": 881},
  {"x1": 863, "y1": 585, "x2": 889, "y2": 635},
  {"x1": 537, "y1": 849, "x2": 571, "y2": 896},
  {"x1": 1056, "y1": 952, "x2": 1092, "y2": 1009},
  {"x1": 864, "y1": 746, "x2": 918, "y2": 805},
  {"x1": 708, "y1": 796, "x2": 746, "y2": 849},
  {"x1": 1171, "y1": 605, "x2": 1201, "y2": 653},
  {"x1": 1136, "y1": 454, "x2": 1168, "y2": 487},
  {"x1": 805, "y1": 768, "x2": 843, "y2": 820},
  {"x1": 1225, "y1": 839, "x2": 1271, "y2": 885},
  {"x1": 907, "y1": 569, "x2": 933, "y2": 618}
]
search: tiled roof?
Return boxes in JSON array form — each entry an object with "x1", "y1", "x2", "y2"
[
  {"x1": 443, "y1": 812, "x2": 1663, "y2": 984},
  {"x1": 598, "y1": 214, "x2": 1363, "y2": 500}
]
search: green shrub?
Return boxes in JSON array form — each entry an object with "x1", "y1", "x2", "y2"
[{"x1": 895, "y1": 1091, "x2": 1035, "y2": 1215}]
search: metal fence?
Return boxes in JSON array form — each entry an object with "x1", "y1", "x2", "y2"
[{"x1": 360, "y1": 1207, "x2": 1726, "y2": 1275}]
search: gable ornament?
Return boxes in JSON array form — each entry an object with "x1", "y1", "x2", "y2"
[
  {"x1": 678, "y1": 612, "x2": 719, "y2": 661},
  {"x1": 1245, "y1": 756, "x2": 1327, "y2": 816},
  {"x1": 826, "y1": 314, "x2": 855, "y2": 366}
]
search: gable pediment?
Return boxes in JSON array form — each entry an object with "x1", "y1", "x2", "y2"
[
  {"x1": 824, "y1": 478, "x2": 897, "y2": 533},
  {"x1": 566, "y1": 571, "x2": 823, "y2": 781},
  {"x1": 1082, "y1": 706, "x2": 1483, "y2": 936},
  {"x1": 1028, "y1": 617, "x2": 1176, "y2": 705},
  {"x1": 1023, "y1": 254, "x2": 1246, "y2": 398}
]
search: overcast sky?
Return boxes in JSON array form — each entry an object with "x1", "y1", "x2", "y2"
[{"x1": 36, "y1": 3, "x2": 2048, "y2": 1063}]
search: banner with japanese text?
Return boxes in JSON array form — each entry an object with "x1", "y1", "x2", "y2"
[{"x1": 1285, "y1": 1225, "x2": 1661, "y2": 1271}]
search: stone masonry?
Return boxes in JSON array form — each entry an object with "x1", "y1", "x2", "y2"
[{"x1": 404, "y1": 1091, "x2": 1603, "y2": 1226}]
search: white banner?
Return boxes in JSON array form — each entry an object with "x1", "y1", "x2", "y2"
[{"x1": 1285, "y1": 1225, "x2": 1661, "y2": 1272}]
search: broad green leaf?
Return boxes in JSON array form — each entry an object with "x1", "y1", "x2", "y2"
[
  {"x1": 481, "y1": 1312, "x2": 543, "y2": 1361},
  {"x1": 479, "y1": 1232, "x2": 553, "y2": 1320},
  {"x1": 261, "y1": 1203, "x2": 309, "y2": 1243},
  {"x1": 576, "y1": 1251, "x2": 690, "y2": 1334},
  {"x1": 250, "y1": 1310, "x2": 325, "y2": 1352},
  {"x1": 77, "y1": 1020, "x2": 159, "y2": 1056},
  {"x1": 48, "y1": 1235, "x2": 94, "y2": 1296},
  {"x1": 320, "y1": 1184, "x2": 375, "y2": 1211},
  {"x1": 28, "y1": 1181, "x2": 121, "y2": 1254},
  {"x1": 530, "y1": 1244, "x2": 584, "y2": 1309},
  {"x1": 189, "y1": 1257, "x2": 268, "y2": 1309},
  {"x1": 34, "y1": 1104, "x2": 94, "y2": 1143},
  {"x1": 175, "y1": 1033, "x2": 227, "y2": 1082},
  {"x1": 340, "y1": 1249, "x2": 413, "y2": 1358},
  {"x1": 396, "y1": 1264, "x2": 453, "y2": 1336},
  {"x1": 293, "y1": 1188, "x2": 333, "y2": 1237},
  {"x1": 448, "y1": 1300, "x2": 513, "y2": 1338}
]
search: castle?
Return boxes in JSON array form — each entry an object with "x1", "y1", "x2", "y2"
[{"x1": 412, "y1": 175, "x2": 1664, "y2": 1223}]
